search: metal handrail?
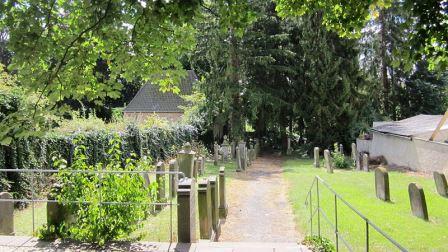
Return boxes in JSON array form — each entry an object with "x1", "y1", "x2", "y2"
[
  {"x1": 0, "y1": 167, "x2": 183, "y2": 244},
  {"x1": 304, "y1": 175, "x2": 408, "y2": 252}
]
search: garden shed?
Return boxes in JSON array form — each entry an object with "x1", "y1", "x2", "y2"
[
  {"x1": 367, "y1": 114, "x2": 448, "y2": 173},
  {"x1": 123, "y1": 70, "x2": 197, "y2": 122}
]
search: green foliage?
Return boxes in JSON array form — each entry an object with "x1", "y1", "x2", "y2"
[
  {"x1": 0, "y1": 65, "x2": 50, "y2": 144},
  {"x1": 0, "y1": 124, "x2": 196, "y2": 205},
  {"x1": 331, "y1": 143, "x2": 351, "y2": 169},
  {"x1": 1, "y1": 0, "x2": 198, "y2": 105},
  {"x1": 303, "y1": 235, "x2": 335, "y2": 252},
  {"x1": 54, "y1": 135, "x2": 150, "y2": 245}
]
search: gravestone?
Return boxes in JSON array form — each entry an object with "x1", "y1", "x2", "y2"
[
  {"x1": 363, "y1": 153, "x2": 369, "y2": 172},
  {"x1": 324, "y1": 149, "x2": 333, "y2": 173},
  {"x1": 177, "y1": 143, "x2": 195, "y2": 178},
  {"x1": 209, "y1": 176, "x2": 220, "y2": 240},
  {"x1": 169, "y1": 159, "x2": 178, "y2": 198},
  {"x1": 351, "y1": 143, "x2": 357, "y2": 162},
  {"x1": 433, "y1": 171, "x2": 448, "y2": 197},
  {"x1": 177, "y1": 178, "x2": 197, "y2": 242},
  {"x1": 197, "y1": 179, "x2": 213, "y2": 239},
  {"x1": 254, "y1": 138, "x2": 260, "y2": 157},
  {"x1": 231, "y1": 142, "x2": 236, "y2": 159},
  {"x1": 221, "y1": 141, "x2": 230, "y2": 162},
  {"x1": 339, "y1": 144, "x2": 344, "y2": 154},
  {"x1": 0, "y1": 192, "x2": 14, "y2": 235},
  {"x1": 218, "y1": 167, "x2": 228, "y2": 218},
  {"x1": 155, "y1": 162, "x2": 166, "y2": 210},
  {"x1": 375, "y1": 167, "x2": 390, "y2": 201},
  {"x1": 214, "y1": 143, "x2": 219, "y2": 166},
  {"x1": 238, "y1": 142, "x2": 247, "y2": 170},
  {"x1": 313, "y1": 147, "x2": 320, "y2": 168},
  {"x1": 356, "y1": 152, "x2": 361, "y2": 170},
  {"x1": 193, "y1": 158, "x2": 199, "y2": 179},
  {"x1": 200, "y1": 157, "x2": 205, "y2": 175},
  {"x1": 235, "y1": 146, "x2": 242, "y2": 172},
  {"x1": 408, "y1": 183, "x2": 429, "y2": 221}
]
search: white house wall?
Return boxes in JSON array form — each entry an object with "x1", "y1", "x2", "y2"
[{"x1": 371, "y1": 132, "x2": 448, "y2": 173}]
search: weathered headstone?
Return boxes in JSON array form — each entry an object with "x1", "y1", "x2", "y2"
[
  {"x1": 0, "y1": 192, "x2": 14, "y2": 235},
  {"x1": 339, "y1": 144, "x2": 344, "y2": 155},
  {"x1": 214, "y1": 143, "x2": 219, "y2": 166},
  {"x1": 47, "y1": 184, "x2": 64, "y2": 228},
  {"x1": 254, "y1": 138, "x2": 260, "y2": 157},
  {"x1": 356, "y1": 152, "x2": 361, "y2": 170},
  {"x1": 236, "y1": 147, "x2": 242, "y2": 172},
  {"x1": 197, "y1": 179, "x2": 213, "y2": 239},
  {"x1": 169, "y1": 159, "x2": 178, "y2": 198},
  {"x1": 351, "y1": 143, "x2": 357, "y2": 162},
  {"x1": 238, "y1": 142, "x2": 247, "y2": 170},
  {"x1": 155, "y1": 162, "x2": 166, "y2": 210},
  {"x1": 218, "y1": 167, "x2": 228, "y2": 218},
  {"x1": 209, "y1": 176, "x2": 220, "y2": 240},
  {"x1": 408, "y1": 183, "x2": 429, "y2": 220},
  {"x1": 433, "y1": 171, "x2": 448, "y2": 197},
  {"x1": 313, "y1": 147, "x2": 320, "y2": 168},
  {"x1": 362, "y1": 153, "x2": 369, "y2": 172},
  {"x1": 177, "y1": 178, "x2": 197, "y2": 243},
  {"x1": 200, "y1": 157, "x2": 205, "y2": 175},
  {"x1": 375, "y1": 167, "x2": 390, "y2": 201},
  {"x1": 193, "y1": 158, "x2": 199, "y2": 179},
  {"x1": 177, "y1": 143, "x2": 195, "y2": 178},
  {"x1": 221, "y1": 143, "x2": 230, "y2": 162},
  {"x1": 231, "y1": 142, "x2": 236, "y2": 159},
  {"x1": 324, "y1": 149, "x2": 333, "y2": 173}
]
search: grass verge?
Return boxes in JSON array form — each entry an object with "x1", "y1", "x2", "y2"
[{"x1": 283, "y1": 158, "x2": 448, "y2": 251}]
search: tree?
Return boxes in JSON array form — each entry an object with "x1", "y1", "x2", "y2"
[{"x1": 274, "y1": 0, "x2": 448, "y2": 71}]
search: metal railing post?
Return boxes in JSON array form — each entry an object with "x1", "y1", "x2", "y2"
[
  {"x1": 310, "y1": 189, "x2": 313, "y2": 236},
  {"x1": 334, "y1": 195, "x2": 339, "y2": 252},
  {"x1": 366, "y1": 220, "x2": 369, "y2": 252},
  {"x1": 316, "y1": 178, "x2": 321, "y2": 237}
]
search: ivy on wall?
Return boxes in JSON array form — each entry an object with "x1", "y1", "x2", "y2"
[{"x1": 0, "y1": 125, "x2": 197, "y2": 205}]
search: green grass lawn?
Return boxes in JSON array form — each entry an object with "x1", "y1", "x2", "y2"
[
  {"x1": 13, "y1": 160, "x2": 235, "y2": 242},
  {"x1": 283, "y1": 158, "x2": 448, "y2": 251}
]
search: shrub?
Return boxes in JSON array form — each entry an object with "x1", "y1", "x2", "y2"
[
  {"x1": 54, "y1": 134, "x2": 152, "y2": 245},
  {"x1": 332, "y1": 143, "x2": 351, "y2": 169},
  {"x1": 303, "y1": 235, "x2": 335, "y2": 252},
  {"x1": 0, "y1": 124, "x2": 196, "y2": 207}
]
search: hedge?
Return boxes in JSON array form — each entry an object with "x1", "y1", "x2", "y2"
[{"x1": 0, "y1": 124, "x2": 197, "y2": 205}]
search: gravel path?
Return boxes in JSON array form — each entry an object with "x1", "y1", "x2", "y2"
[{"x1": 219, "y1": 155, "x2": 301, "y2": 242}]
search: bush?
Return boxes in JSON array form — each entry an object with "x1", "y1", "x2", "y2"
[
  {"x1": 303, "y1": 235, "x2": 335, "y2": 252},
  {"x1": 53, "y1": 134, "x2": 152, "y2": 245},
  {"x1": 331, "y1": 143, "x2": 351, "y2": 169},
  {"x1": 0, "y1": 124, "x2": 196, "y2": 206}
]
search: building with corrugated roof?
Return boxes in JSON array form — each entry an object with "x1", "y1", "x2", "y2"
[
  {"x1": 123, "y1": 70, "x2": 197, "y2": 122},
  {"x1": 357, "y1": 114, "x2": 448, "y2": 173}
]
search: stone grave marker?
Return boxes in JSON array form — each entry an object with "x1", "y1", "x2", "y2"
[
  {"x1": 362, "y1": 153, "x2": 369, "y2": 172},
  {"x1": 169, "y1": 159, "x2": 178, "y2": 198},
  {"x1": 177, "y1": 142, "x2": 195, "y2": 178},
  {"x1": 177, "y1": 178, "x2": 197, "y2": 243},
  {"x1": 218, "y1": 167, "x2": 228, "y2": 218},
  {"x1": 197, "y1": 179, "x2": 213, "y2": 239},
  {"x1": 433, "y1": 171, "x2": 448, "y2": 197},
  {"x1": 313, "y1": 147, "x2": 320, "y2": 168},
  {"x1": 375, "y1": 167, "x2": 390, "y2": 201},
  {"x1": 0, "y1": 192, "x2": 14, "y2": 235},
  {"x1": 213, "y1": 143, "x2": 219, "y2": 166},
  {"x1": 408, "y1": 183, "x2": 429, "y2": 221},
  {"x1": 324, "y1": 149, "x2": 333, "y2": 173}
]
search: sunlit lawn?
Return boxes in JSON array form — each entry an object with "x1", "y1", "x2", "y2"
[
  {"x1": 283, "y1": 158, "x2": 448, "y2": 251},
  {"x1": 13, "y1": 159, "x2": 235, "y2": 242}
]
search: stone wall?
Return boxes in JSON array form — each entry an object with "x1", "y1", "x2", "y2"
[{"x1": 370, "y1": 131, "x2": 448, "y2": 173}]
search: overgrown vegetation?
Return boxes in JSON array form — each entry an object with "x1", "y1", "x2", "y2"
[
  {"x1": 331, "y1": 143, "x2": 351, "y2": 169},
  {"x1": 0, "y1": 123, "x2": 196, "y2": 206},
  {"x1": 38, "y1": 135, "x2": 154, "y2": 245},
  {"x1": 303, "y1": 235, "x2": 335, "y2": 252}
]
